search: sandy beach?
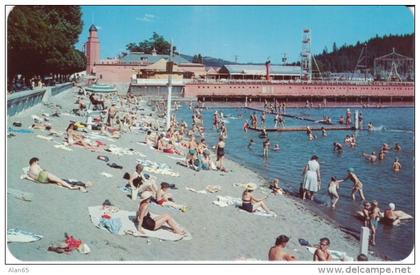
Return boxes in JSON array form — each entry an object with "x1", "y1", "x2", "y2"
[{"x1": 7, "y1": 87, "x2": 381, "y2": 262}]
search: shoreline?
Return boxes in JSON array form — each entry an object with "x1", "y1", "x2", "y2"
[{"x1": 7, "y1": 89, "x2": 383, "y2": 262}]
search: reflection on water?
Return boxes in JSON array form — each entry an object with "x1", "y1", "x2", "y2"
[{"x1": 176, "y1": 106, "x2": 414, "y2": 260}]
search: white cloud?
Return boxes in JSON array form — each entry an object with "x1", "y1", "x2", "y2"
[{"x1": 136, "y1": 13, "x2": 156, "y2": 22}]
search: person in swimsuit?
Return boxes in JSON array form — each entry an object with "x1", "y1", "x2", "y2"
[
  {"x1": 393, "y1": 158, "x2": 402, "y2": 172},
  {"x1": 26, "y1": 157, "x2": 87, "y2": 192},
  {"x1": 269, "y1": 179, "x2": 284, "y2": 195},
  {"x1": 333, "y1": 142, "x2": 343, "y2": 153},
  {"x1": 241, "y1": 183, "x2": 272, "y2": 214},
  {"x1": 136, "y1": 191, "x2": 185, "y2": 235},
  {"x1": 394, "y1": 143, "x2": 401, "y2": 152},
  {"x1": 107, "y1": 104, "x2": 117, "y2": 127},
  {"x1": 378, "y1": 149, "x2": 385, "y2": 160},
  {"x1": 360, "y1": 201, "x2": 372, "y2": 228},
  {"x1": 268, "y1": 235, "x2": 296, "y2": 261},
  {"x1": 313, "y1": 238, "x2": 332, "y2": 261},
  {"x1": 343, "y1": 168, "x2": 366, "y2": 201},
  {"x1": 363, "y1": 151, "x2": 377, "y2": 162},
  {"x1": 263, "y1": 138, "x2": 270, "y2": 159},
  {"x1": 383, "y1": 203, "x2": 401, "y2": 225},
  {"x1": 328, "y1": 176, "x2": 344, "y2": 208},
  {"x1": 128, "y1": 164, "x2": 157, "y2": 199},
  {"x1": 156, "y1": 182, "x2": 187, "y2": 212},
  {"x1": 215, "y1": 136, "x2": 227, "y2": 172},
  {"x1": 66, "y1": 122, "x2": 97, "y2": 151},
  {"x1": 369, "y1": 200, "x2": 381, "y2": 246}
]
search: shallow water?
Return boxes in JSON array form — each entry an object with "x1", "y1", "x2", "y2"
[{"x1": 176, "y1": 106, "x2": 414, "y2": 261}]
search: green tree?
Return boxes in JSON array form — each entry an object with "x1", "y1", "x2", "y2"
[
  {"x1": 7, "y1": 6, "x2": 85, "y2": 86},
  {"x1": 126, "y1": 32, "x2": 176, "y2": 55}
]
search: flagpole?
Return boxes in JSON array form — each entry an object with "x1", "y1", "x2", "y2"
[{"x1": 166, "y1": 41, "x2": 173, "y2": 131}]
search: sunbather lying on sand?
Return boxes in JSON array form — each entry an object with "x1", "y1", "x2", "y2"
[
  {"x1": 25, "y1": 157, "x2": 87, "y2": 192},
  {"x1": 135, "y1": 191, "x2": 185, "y2": 235},
  {"x1": 31, "y1": 122, "x2": 61, "y2": 136}
]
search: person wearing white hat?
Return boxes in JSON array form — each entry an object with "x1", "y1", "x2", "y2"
[
  {"x1": 392, "y1": 158, "x2": 402, "y2": 172},
  {"x1": 135, "y1": 191, "x2": 185, "y2": 235},
  {"x1": 241, "y1": 183, "x2": 271, "y2": 214},
  {"x1": 383, "y1": 203, "x2": 401, "y2": 225}
]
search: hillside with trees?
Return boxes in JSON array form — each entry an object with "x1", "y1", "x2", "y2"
[
  {"x1": 313, "y1": 33, "x2": 414, "y2": 73},
  {"x1": 7, "y1": 6, "x2": 86, "y2": 89}
]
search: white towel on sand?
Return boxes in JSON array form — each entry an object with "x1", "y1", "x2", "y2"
[
  {"x1": 101, "y1": 172, "x2": 113, "y2": 178},
  {"x1": 7, "y1": 229, "x2": 43, "y2": 243},
  {"x1": 186, "y1": 187, "x2": 208, "y2": 194},
  {"x1": 54, "y1": 144, "x2": 73, "y2": 151},
  {"x1": 88, "y1": 206, "x2": 191, "y2": 241}
]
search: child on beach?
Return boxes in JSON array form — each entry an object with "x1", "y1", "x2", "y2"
[
  {"x1": 269, "y1": 179, "x2": 284, "y2": 195},
  {"x1": 313, "y1": 238, "x2": 332, "y2": 261},
  {"x1": 156, "y1": 182, "x2": 187, "y2": 212},
  {"x1": 327, "y1": 176, "x2": 344, "y2": 208}
]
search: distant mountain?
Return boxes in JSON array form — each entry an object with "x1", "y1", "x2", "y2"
[{"x1": 180, "y1": 54, "x2": 237, "y2": 67}]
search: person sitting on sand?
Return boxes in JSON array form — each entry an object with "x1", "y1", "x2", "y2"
[
  {"x1": 342, "y1": 168, "x2": 366, "y2": 201},
  {"x1": 363, "y1": 151, "x2": 377, "y2": 162},
  {"x1": 392, "y1": 158, "x2": 402, "y2": 172},
  {"x1": 200, "y1": 150, "x2": 212, "y2": 170},
  {"x1": 128, "y1": 164, "x2": 158, "y2": 199},
  {"x1": 241, "y1": 183, "x2": 272, "y2": 214},
  {"x1": 383, "y1": 203, "x2": 400, "y2": 225},
  {"x1": 136, "y1": 191, "x2": 185, "y2": 235},
  {"x1": 89, "y1": 93, "x2": 105, "y2": 110},
  {"x1": 394, "y1": 143, "x2": 401, "y2": 152},
  {"x1": 268, "y1": 235, "x2": 296, "y2": 261},
  {"x1": 66, "y1": 122, "x2": 97, "y2": 151},
  {"x1": 269, "y1": 179, "x2": 284, "y2": 195},
  {"x1": 156, "y1": 182, "x2": 187, "y2": 212},
  {"x1": 26, "y1": 157, "x2": 87, "y2": 192},
  {"x1": 313, "y1": 238, "x2": 332, "y2": 261},
  {"x1": 333, "y1": 142, "x2": 343, "y2": 152},
  {"x1": 328, "y1": 176, "x2": 344, "y2": 208},
  {"x1": 185, "y1": 149, "x2": 200, "y2": 171}
]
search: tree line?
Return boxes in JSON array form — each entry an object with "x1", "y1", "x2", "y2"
[
  {"x1": 313, "y1": 33, "x2": 414, "y2": 73},
  {"x1": 7, "y1": 6, "x2": 86, "y2": 90}
]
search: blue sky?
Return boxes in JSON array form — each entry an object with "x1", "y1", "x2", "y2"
[{"x1": 76, "y1": 6, "x2": 414, "y2": 63}]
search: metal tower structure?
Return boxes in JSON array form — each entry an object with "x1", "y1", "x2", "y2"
[
  {"x1": 351, "y1": 43, "x2": 369, "y2": 81},
  {"x1": 300, "y1": 29, "x2": 323, "y2": 82},
  {"x1": 300, "y1": 29, "x2": 312, "y2": 82}
]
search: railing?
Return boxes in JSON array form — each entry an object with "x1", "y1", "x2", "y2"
[
  {"x1": 51, "y1": 82, "x2": 73, "y2": 96},
  {"x1": 133, "y1": 78, "x2": 185, "y2": 86},
  {"x1": 7, "y1": 88, "x2": 46, "y2": 117},
  {"x1": 187, "y1": 79, "x2": 414, "y2": 86},
  {"x1": 7, "y1": 82, "x2": 74, "y2": 117}
]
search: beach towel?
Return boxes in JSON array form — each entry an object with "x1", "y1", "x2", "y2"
[
  {"x1": 212, "y1": 196, "x2": 276, "y2": 217},
  {"x1": 8, "y1": 127, "x2": 33, "y2": 134},
  {"x1": 7, "y1": 188, "x2": 33, "y2": 202},
  {"x1": 186, "y1": 187, "x2": 208, "y2": 194},
  {"x1": 54, "y1": 144, "x2": 73, "y2": 151},
  {"x1": 88, "y1": 206, "x2": 191, "y2": 241},
  {"x1": 101, "y1": 172, "x2": 113, "y2": 178},
  {"x1": 306, "y1": 246, "x2": 353, "y2": 261},
  {"x1": 36, "y1": 135, "x2": 53, "y2": 141},
  {"x1": 7, "y1": 228, "x2": 43, "y2": 243},
  {"x1": 137, "y1": 159, "x2": 179, "y2": 177}
]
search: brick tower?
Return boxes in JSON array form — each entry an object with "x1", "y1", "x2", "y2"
[{"x1": 85, "y1": 24, "x2": 100, "y2": 74}]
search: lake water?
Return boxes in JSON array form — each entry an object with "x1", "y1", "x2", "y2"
[{"x1": 176, "y1": 106, "x2": 414, "y2": 261}]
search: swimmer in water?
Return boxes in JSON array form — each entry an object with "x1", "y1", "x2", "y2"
[
  {"x1": 263, "y1": 138, "x2": 270, "y2": 159},
  {"x1": 333, "y1": 142, "x2": 343, "y2": 152},
  {"x1": 367, "y1": 122, "x2": 374, "y2": 131},
  {"x1": 394, "y1": 143, "x2": 401, "y2": 152},
  {"x1": 392, "y1": 158, "x2": 402, "y2": 172},
  {"x1": 378, "y1": 149, "x2": 385, "y2": 160},
  {"x1": 248, "y1": 139, "x2": 255, "y2": 148},
  {"x1": 321, "y1": 127, "x2": 327, "y2": 137},
  {"x1": 272, "y1": 144, "x2": 280, "y2": 151},
  {"x1": 363, "y1": 152, "x2": 377, "y2": 162}
]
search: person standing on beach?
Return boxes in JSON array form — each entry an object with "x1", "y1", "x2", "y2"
[
  {"x1": 268, "y1": 235, "x2": 296, "y2": 261},
  {"x1": 342, "y1": 168, "x2": 366, "y2": 201},
  {"x1": 263, "y1": 138, "x2": 270, "y2": 159},
  {"x1": 215, "y1": 136, "x2": 227, "y2": 172},
  {"x1": 302, "y1": 155, "x2": 321, "y2": 201},
  {"x1": 313, "y1": 238, "x2": 332, "y2": 261}
]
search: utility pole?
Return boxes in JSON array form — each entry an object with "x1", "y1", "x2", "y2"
[{"x1": 166, "y1": 41, "x2": 173, "y2": 130}]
